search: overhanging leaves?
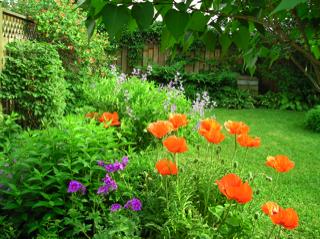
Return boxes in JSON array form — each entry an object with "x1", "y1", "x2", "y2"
[
  {"x1": 102, "y1": 4, "x2": 131, "y2": 39},
  {"x1": 188, "y1": 12, "x2": 210, "y2": 32},
  {"x1": 232, "y1": 26, "x2": 250, "y2": 50},
  {"x1": 271, "y1": 0, "x2": 307, "y2": 15},
  {"x1": 132, "y1": 2, "x2": 154, "y2": 30},
  {"x1": 202, "y1": 30, "x2": 217, "y2": 51},
  {"x1": 164, "y1": 9, "x2": 189, "y2": 41}
]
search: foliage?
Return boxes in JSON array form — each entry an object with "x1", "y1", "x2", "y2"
[
  {"x1": 0, "y1": 115, "x2": 138, "y2": 238},
  {"x1": 82, "y1": 72, "x2": 192, "y2": 147},
  {"x1": 215, "y1": 88, "x2": 256, "y2": 109},
  {"x1": 305, "y1": 105, "x2": 320, "y2": 132},
  {"x1": 12, "y1": 0, "x2": 111, "y2": 111},
  {"x1": 145, "y1": 63, "x2": 238, "y2": 99},
  {"x1": 82, "y1": 0, "x2": 320, "y2": 92},
  {"x1": 0, "y1": 41, "x2": 67, "y2": 128},
  {"x1": 0, "y1": 112, "x2": 21, "y2": 151}
]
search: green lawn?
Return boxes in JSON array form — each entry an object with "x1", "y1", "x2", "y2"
[{"x1": 211, "y1": 109, "x2": 320, "y2": 238}]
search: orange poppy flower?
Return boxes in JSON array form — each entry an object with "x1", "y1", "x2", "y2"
[
  {"x1": 198, "y1": 118, "x2": 225, "y2": 144},
  {"x1": 237, "y1": 133, "x2": 260, "y2": 147},
  {"x1": 261, "y1": 202, "x2": 280, "y2": 216},
  {"x1": 169, "y1": 113, "x2": 188, "y2": 130},
  {"x1": 163, "y1": 136, "x2": 188, "y2": 153},
  {"x1": 216, "y1": 173, "x2": 252, "y2": 204},
  {"x1": 270, "y1": 208, "x2": 299, "y2": 230},
  {"x1": 155, "y1": 159, "x2": 178, "y2": 175},
  {"x1": 147, "y1": 120, "x2": 173, "y2": 139},
  {"x1": 199, "y1": 118, "x2": 222, "y2": 136},
  {"x1": 99, "y1": 112, "x2": 121, "y2": 127},
  {"x1": 266, "y1": 155, "x2": 295, "y2": 173},
  {"x1": 204, "y1": 128, "x2": 225, "y2": 144},
  {"x1": 224, "y1": 120, "x2": 250, "y2": 135},
  {"x1": 85, "y1": 112, "x2": 99, "y2": 120}
]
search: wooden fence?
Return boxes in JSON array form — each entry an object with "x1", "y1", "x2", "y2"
[
  {"x1": 116, "y1": 42, "x2": 221, "y2": 73},
  {"x1": 0, "y1": 7, "x2": 36, "y2": 70}
]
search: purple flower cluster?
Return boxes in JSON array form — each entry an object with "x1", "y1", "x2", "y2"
[
  {"x1": 97, "y1": 174, "x2": 118, "y2": 195},
  {"x1": 98, "y1": 156, "x2": 129, "y2": 173},
  {"x1": 67, "y1": 180, "x2": 86, "y2": 194},
  {"x1": 124, "y1": 198, "x2": 142, "y2": 211},
  {"x1": 110, "y1": 203, "x2": 122, "y2": 212},
  {"x1": 110, "y1": 198, "x2": 142, "y2": 213}
]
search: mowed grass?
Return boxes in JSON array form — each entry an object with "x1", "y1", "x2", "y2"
[{"x1": 210, "y1": 109, "x2": 320, "y2": 238}]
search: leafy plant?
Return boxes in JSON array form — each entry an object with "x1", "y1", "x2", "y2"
[
  {"x1": 14, "y1": 0, "x2": 111, "y2": 111},
  {"x1": 215, "y1": 88, "x2": 256, "y2": 109},
  {"x1": 0, "y1": 41, "x2": 67, "y2": 128},
  {"x1": 0, "y1": 115, "x2": 137, "y2": 238},
  {"x1": 82, "y1": 72, "x2": 191, "y2": 147},
  {"x1": 305, "y1": 105, "x2": 320, "y2": 132}
]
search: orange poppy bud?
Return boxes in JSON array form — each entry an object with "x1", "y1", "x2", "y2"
[
  {"x1": 261, "y1": 202, "x2": 280, "y2": 216},
  {"x1": 266, "y1": 155, "x2": 294, "y2": 173},
  {"x1": 216, "y1": 173, "x2": 252, "y2": 204},
  {"x1": 85, "y1": 112, "x2": 99, "y2": 120},
  {"x1": 224, "y1": 120, "x2": 249, "y2": 135},
  {"x1": 169, "y1": 113, "x2": 188, "y2": 130},
  {"x1": 99, "y1": 112, "x2": 120, "y2": 128},
  {"x1": 237, "y1": 133, "x2": 260, "y2": 147},
  {"x1": 147, "y1": 121, "x2": 173, "y2": 139},
  {"x1": 163, "y1": 136, "x2": 188, "y2": 153},
  {"x1": 155, "y1": 159, "x2": 178, "y2": 175}
]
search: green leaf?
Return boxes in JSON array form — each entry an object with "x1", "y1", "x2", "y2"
[
  {"x1": 85, "y1": 18, "x2": 96, "y2": 40},
  {"x1": 311, "y1": 45, "x2": 320, "y2": 59},
  {"x1": 232, "y1": 26, "x2": 250, "y2": 50},
  {"x1": 155, "y1": 0, "x2": 172, "y2": 16},
  {"x1": 102, "y1": 4, "x2": 131, "y2": 38},
  {"x1": 243, "y1": 48, "x2": 258, "y2": 75},
  {"x1": 271, "y1": 0, "x2": 307, "y2": 15},
  {"x1": 160, "y1": 27, "x2": 176, "y2": 51},
  {"x1": 132, "y1": 2, "x2": 154, "y2": 30},
  {"x1": 219, "y1": 34, "x2": 232, "y2": 54},
  {"x1": 91, "y1": 0, "x2": 105, "y2": 15},
  {"x1": 183, "y1": 32, "x2": 195, "y2": 51},
  {"x1": 164, "y1": 9, "x2": 190, "y2": 40},
  {"x1": 77, "y1": 0, "x2": 87, "y2": 7},
  {"x1": 188, "y1": 12, "x2": 210, "y2": 32},
  {"x1": 202, "y1": 31, "x2": 217, "y2": 51}
]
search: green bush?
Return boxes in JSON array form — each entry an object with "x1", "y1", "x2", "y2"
[
  {"x1": 147, "y1": 63, "x2": 238, "y2": 101},
  {"x1": 0, "y1": 112, "x2": 21, "y2": 150},
  {"x1": 14, "y1": 0, "x2": 111, "y2": 111},
  {"x1": 215, "y1": 88, "x2": 256, "y2": 109},
  {"x1": 0, "y1": 41, "x2": 67, "y2": 128},
  {"x1": 0, "y1": 115, "x2": 139, "y2": 238},
  {"x1": 82, "y1": 74, "x2": 192, "y2": 147},
  {"x1": 305, "y1": 105, "x2": 320, "y2": 132}
]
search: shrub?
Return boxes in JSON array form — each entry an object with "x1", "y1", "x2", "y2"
[
  {"x1": 14, "y1": 0, "x2": 111, "y2": 111},
  {"x1": 82, "y1": 73, "x2": 192, "y2": 147},
  {"x1": 305, "y1": 105, "x2": 320, "y2": 132},
  {"x1": 0, "y1": 112, "x2": 21, "y2": 150},
  {"x1": 215, "y1": 88, "x2": 256, "y2": 109},
  {"x1": 0, "y1": 115, "x2": 140, "y2": 238},
  {"x1": 0, "y1": 41, "x2": 67, "y2": 128}
]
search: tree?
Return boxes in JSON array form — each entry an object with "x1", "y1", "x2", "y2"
[{"x1": 79, "y1": 0, "x2": 320, "y2": 91}]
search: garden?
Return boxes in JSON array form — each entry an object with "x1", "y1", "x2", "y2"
[{"x1": 0, "y1": 0, "x2": 319, "y2": 238}]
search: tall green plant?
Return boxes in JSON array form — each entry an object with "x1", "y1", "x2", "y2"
[{"x1": 0, "y1": 41, "x2": 67, "y2": 128}]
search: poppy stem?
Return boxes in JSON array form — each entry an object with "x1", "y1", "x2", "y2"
[
  {"x1": 174, "y1": 153, "x2": 177, "y2": 168},
  {"x1": 267, "y1": 224, "x2": 277, "y2": 238},
  {"x1": 232, "y1": 135, "x2": 238, "y2": 163},
  {"x1": 216, "y1": 203, "x2": 233, "y2": 230}
]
